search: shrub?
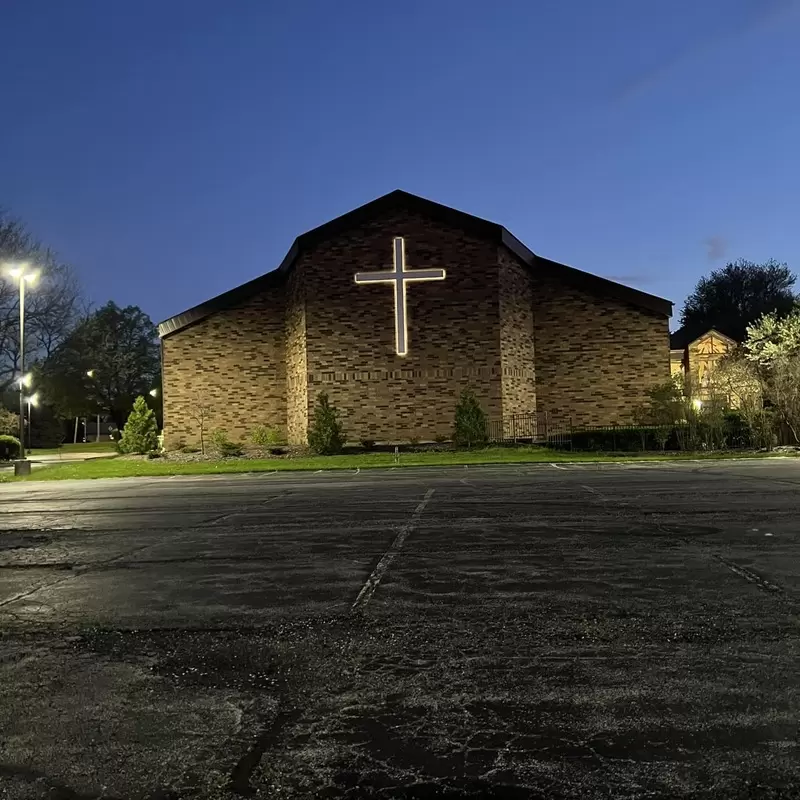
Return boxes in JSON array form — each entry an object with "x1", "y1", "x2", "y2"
[
  {"x1": 119, "y1": 396, "x2": 160, "y2": 454},
  {"x1": 433, "y1": 434, "x2": 448, "y2": 444},
  {"x1": 210, "y1": 428, "x2": 243, "y2": 458},
  {"x1": 249, "y1": 425, "x2": 283, "y2": 447},
  {"x1": 408, "y1": 436, "x2": 421, "y2": 446},
  {"x1": 360, "y1": 439, "x2": 376, "y2": 450},
  {"x1": 0, "y1": 435, "x2": 21, "y2": 461},
  {"x1": 453, "y1": 389, "x2": 488, "y2": 448},
  {"x1": 308, "y1": 392, "x2": 345, "y2": 455},
  {"x1": 0, "y1": 408, "x2": 19, "y2": 437}
]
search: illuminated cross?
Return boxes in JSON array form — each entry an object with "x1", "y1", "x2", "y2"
[{"x1": 354, "y1": 237, "x2": 446, "y2": 356}]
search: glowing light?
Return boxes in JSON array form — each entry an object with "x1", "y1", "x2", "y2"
[
  {"x1": 354, "y1": 237, "x2": 445, "y2": 356},
  {"x1": 149, "y1": 388, "x2": 158, "y2": 397},
  {"x1": 4, "y1": 263, "x2": 38, "y2": 284},
  {"x1": 693, "y1": 398, "x2": 703, "y2": 410},
  {"x1": 17, "y1": 373, "x2": 33, "y2": 388},
  {"x1": 86, "y1": 369, "x2": 96, "y2": 378},
  {"x1": 26, "y1": 392, "x2": 40, "y2": 408}
]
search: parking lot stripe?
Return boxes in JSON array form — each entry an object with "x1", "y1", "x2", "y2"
[{"x1": 352, "y1": 488, "x2": 435, "y2": 610}]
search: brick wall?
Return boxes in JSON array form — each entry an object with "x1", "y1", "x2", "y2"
[
  {"x1": 531, "y1": 275, "x2": 670, "y2": 426},
  {"x1": 285, "y1": 267, "x2": 308, "y2": 444},
  {"x1": 298, "y1": 209, "x2": 502, "y2": 442},
  {"x1": 499, "y1": 247, "x2": 536, "y2": 418},
  {"x1": 162, "y1": 287, "x2": 286, "y2": 450}
]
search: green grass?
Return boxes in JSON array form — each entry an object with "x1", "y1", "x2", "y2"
[
  {"x1": 1, "y1": 446, "x2": 793, "y2": 482},
  {"x1": 28, "y1": 440, "x2": 118, "y2": 456}
]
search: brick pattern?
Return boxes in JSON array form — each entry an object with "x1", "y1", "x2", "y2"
[
  {"x1": 285, "y1": 267, "x2": 308, "y2": 444},
  {"x1": 531, "y1": 276, "x2": 670, "y2": 426},
  {"x1": 162, "y1": 288, "x2": 286, "y2": 449},
  {"x1": 499, "y1": 247, "x2": 536, "y2": 417},
  {"x1": 161, "y1": 206, "x2": 671, "y2": 447},
  {"x1": 298, "y1": 210, "x2": 502, "y2": 442}
]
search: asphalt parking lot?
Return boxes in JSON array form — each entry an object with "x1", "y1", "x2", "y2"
[{"x1": 1, "y1": 460, "x2": 799, "y2": 799}]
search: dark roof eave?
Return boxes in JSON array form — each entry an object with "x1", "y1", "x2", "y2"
[
  {"x1": 159, "y1": 190, "x2": 673, "y2": 337},
  {"x1": 501, "y1": 229, "x2": 672, "y2": 318}
]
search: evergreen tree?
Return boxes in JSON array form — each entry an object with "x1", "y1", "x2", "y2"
[
  {"x1": 453, "y1": 388, "x2": 488, "y2": 448},
  {"x1": 307, "y1": 392, "x2": 345, "y2": 455},
  {"x1": 119, "y1": 395, "x2": 160, "y2": 454}
]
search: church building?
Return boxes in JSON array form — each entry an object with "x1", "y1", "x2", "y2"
[{"x1": 159, "y1": 190, "x2": 672, "y2": 448}]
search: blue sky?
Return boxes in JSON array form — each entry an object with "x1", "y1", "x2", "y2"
[{"x1": 2, "y1": 0, "x2": 798, "y2": 329}]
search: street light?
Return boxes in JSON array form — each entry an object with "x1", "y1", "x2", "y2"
[
  {"x1": 149, "y1": 388, "x2": 158, "y2": 398},
  {"x1": 4, "y1": 263, "x2": 38, "y2": 460}
]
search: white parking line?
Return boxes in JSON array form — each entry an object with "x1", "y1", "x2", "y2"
[
  {"x1": 352, "y1": 488, "x2": 435, "y2": 610},
  {"x1": 550, "y1": 463, "x2": 568, "y2": 470}
]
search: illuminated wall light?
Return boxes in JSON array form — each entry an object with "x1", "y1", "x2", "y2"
[{"x1": 354, "y1": 237, "x2": 445, "y2": 356}]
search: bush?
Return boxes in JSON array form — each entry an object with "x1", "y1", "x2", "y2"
[
  {"x1": 210, "y1": 428, "x2": 243, "y2": 458},
  {"x1": 0, "y1": 408, "x2": 19, "y2": 437},
  {"x1": 360, "y1": 439, "x2": 376, "y2": 450},
  {"x1": 408, "y1": 436, "x2": 421, "y2": 446},
  {"x1": 0, "y1": 435, "x2": 21, "y2": 461},
  {"x1": 453, "y1": 389, "x2": 488, "y2": 448},
  {"x1": 249, "y1": 425, "x2": 283, "y2": 447},
  {"x1": 308, "y1": 392, "x2": 345, "y2": 455},
  {"x1": 119, "y1": 396, "x2": 160, "y2": 454},
  {"x1": 433, "y1": 434, "x2": 448, "y2": 444}
]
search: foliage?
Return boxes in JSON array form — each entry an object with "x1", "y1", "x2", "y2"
[
  {"x1": 453, "y1": 389, "x2": 488, "y2": 448},
  {"x1": 118, "y1": 396, "x2": 160, "y2": 455},
  {"x1": 360, "y1": 439, "x2": 376, "y2": 450},
  {"x1": 307, "y1": 392, "x2": 345, "y2": 455},
  {"x1": 561, "y1": 415, "x2": 755, "y2": 453},
  {"x1": 210, "y1": 428, "x2": 243, "y2": 458},
  {"x1": 0, "y1": 213, "x2": 84, "y2": 393},
  {"x1": 408, "y1": 436, "x2": 420, "y2": 446},
  {"x1": 433, "y1": 434, "x2": 448, "y2": 444},
  {"x1": 712, "y1": 353, "x2": 772, "y2": 448},
  {"x1": 680, "y1": 259, "x2": 797, "y2": 342},
  {"x1": 29, "y1": 410, "x2": 65, "y2": 449},
  {"x1": 249, "y1": 425, "x2": 283, "y2": 447},
  {"x1": 745, "y1": 308, "x2": 800, "y2": 443},
  {"x1": 0, "y1": 434, "x2": 21, "y2": 460},
  {"x1": 37, "y1": 302, "x2": 160, "y2": 426},
  {"x1": 0, "y1": 407, "x2": 19, "y2": 436}
]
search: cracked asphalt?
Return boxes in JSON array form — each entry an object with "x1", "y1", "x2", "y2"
[{"x1": 1, "y1": 459, "x2": 799, "y2": 799}]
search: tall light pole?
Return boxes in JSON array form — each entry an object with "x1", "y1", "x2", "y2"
[
  {"x1": 4, "y1": 264, "x2": 38, "y2": 460},
  {"x1": 25, "y1": 391, "x2": 40, "y2": 451}
]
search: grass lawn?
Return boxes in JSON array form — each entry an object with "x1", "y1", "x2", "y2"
[
  {"x1": 1, "y1": 446, "x2": 794, "y2": 482},
  {"x1": 28, "y1": 440, "x2": 118, "y2": 456}
]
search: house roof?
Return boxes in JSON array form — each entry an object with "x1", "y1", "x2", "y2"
[
  {"x1": 158, "y1": 189, "x2": 673, "y2": 338},
  {"x1": 669, "y1": 325, "x2": 740, "y2": 350}
]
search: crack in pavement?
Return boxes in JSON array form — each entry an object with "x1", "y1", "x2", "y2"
[{"x1": 352, "y1": 488, "x2": 435, "y2": 611}]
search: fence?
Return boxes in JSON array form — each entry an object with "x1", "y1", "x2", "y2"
[{"x1": 486, "y1": 414, "x2": 767, "y2": 452}]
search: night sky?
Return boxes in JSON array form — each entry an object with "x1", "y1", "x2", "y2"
[{"x1": 2, "y1": 0, "x2": 799, "y2": 328}]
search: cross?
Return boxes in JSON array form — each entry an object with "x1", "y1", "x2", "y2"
[{"x1": 354, "y1": 237, "x2": 446, "y2": 356}]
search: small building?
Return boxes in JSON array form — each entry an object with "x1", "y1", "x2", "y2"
[{"x1": 670, "y1": 326, "x2": 739, "y2": 397}]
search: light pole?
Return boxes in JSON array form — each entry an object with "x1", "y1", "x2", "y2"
[
  {"x1": 86, "y1": 369, "x2": 102, "y2": 442},
  {"x1": 25, "y1": 392, "x2": 39, "y2": 451},
  {"x1": 4, "y1": 264, "x2": 38, "y2": 460}
]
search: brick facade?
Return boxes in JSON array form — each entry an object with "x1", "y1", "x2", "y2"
[
  {"x1": 531, "y1": 276, "x2": 670, "y2": 426},
  {"x1": 160, "y1": 192, "x2": 671, "y2": 448}
]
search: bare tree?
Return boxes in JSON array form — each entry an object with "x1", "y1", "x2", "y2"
[{"x1": 0, "y1": 213, "x2": 83, "y2": 393}]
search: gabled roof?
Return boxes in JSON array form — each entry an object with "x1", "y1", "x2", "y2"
[
  {"x1": 159, "y1": 189, "x2": 673, "y2": 338},
  {"x1": 669, "y1": 325, "x2": 740, "y2": 350}
]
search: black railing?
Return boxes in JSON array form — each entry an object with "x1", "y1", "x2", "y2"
[{"x1": 486, "y1": 415, "x2": 761, "y2": 452}]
